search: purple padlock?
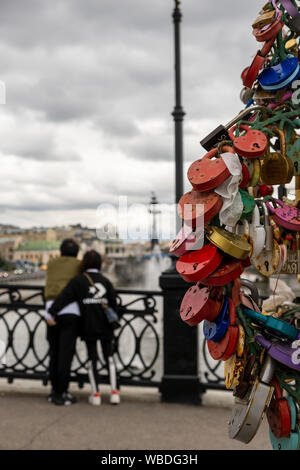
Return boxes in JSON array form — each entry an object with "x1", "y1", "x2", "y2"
[
  {"x1": 266, "y1": 199, "x2": 300, "y2": 231},
  {"x1": 255, "y1": 334, "x2": 300, "y2": 371}
]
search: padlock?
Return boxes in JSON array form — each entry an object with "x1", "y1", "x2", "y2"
[
  {"x1": 187, "y1": 148, "x2": 231, "y2": 192},
  {"x1": 244, "y1": 309, "x2": 300, "y2": 341},
  {"x1": 176, "y1": 243, "x2": 223, "y2": 283},
  {"x1": 228, "y1": 356, "x2": 275, "y2": 443},
  {"x1": 242, "y1": 158, "x2": 261, "y2": 188},
  {"x1": 177, "y1": 189, "x2": 223, "y2": 226},
  {"x1": 255, "y1": 334, "x2": 300, "y2": 369},
  {"x1": 169, "y1": 224, "x2": 204, "y2": 257},
  {"x1": 266, "y1": 198, "x2": 300, "y2": 231},
  {"x1": 261, "y1": 128, "x2": 293, "y2": 185},
  {"x1": 200, "y1": 257, "x2": 244, "y2": 287},
  {"x1": 200, "y1": 105, "x2": 272, "y2": 151},
  {"x1": 287, "y1": 136, "x2": 300, "y2": 176},
  {"x1": 224, "y1": 353, "x2": 245, "y2": 390},
  {"x1": 278, "y1": 0, "x2": 300, "y2": 34},
  {"x1": 239, "y1": 189, "x2": 256, "y2": 220},
  {"x1": 258, "y1": 56, "x2": 300, "y2": 90},
  {"x1": 207, "y1": 298, "x2": 239, "y2": 361},
  {"x1": 235, "y1": 219, "x2": 253, "y2": 257},
  {"x1": 180, "y1": 285, "x2": 223, "y2": 326},
  {"x1": 266, "y1": 377, "x2": 292, "y2": 438},
  {"x1": 203, "y1": 295, "x2": 229, "y2": 342},
  {"x1": 249, "y1": 204, "x2": 266, "y2": 259},
  {"x1": 252, "y1": 9, "x2": 276, "y2": 29},
  {"x1": 206, "y1": 226, "x2": 252, "y2": 260},
  {"x1": 228, "y1": 125, "x2": 268, "y2": 159},
  {"x1": 233, "y1": 354, "x2": 260, "y2": 399},
  {"x1": 269, "y1": 396, "x2": 300, "y2": 450},
  {"x1": 253, "y1": 7, "x2": 283, "y2": 42}
]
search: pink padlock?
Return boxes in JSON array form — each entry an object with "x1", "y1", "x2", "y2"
[{"x1": 266, "y1": 199, "x2": 300, "y2": 231}]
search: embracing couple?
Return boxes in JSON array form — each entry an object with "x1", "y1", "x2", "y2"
[{"x1": 44, "y1": 239, "x2": 120, "y2": 406}]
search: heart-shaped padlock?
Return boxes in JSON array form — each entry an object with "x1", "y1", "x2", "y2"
[
  {"x1": 206, "y1": 226, "x2": 252, "y2": 260},
  {"x1": 187, "y1": 148, "x2": 231, "y2": 192},
  {"x1": 176, "y1": 243, "x2": 223, "y2": 283},
  {"x1": 266, "y1": 198, "x2": 300, "y2": 231},
  {"x1": 201, "y1": 257, "x2": 244, "y2": 287},
  {"x1": 169, "y1": 224, "x2": 204, "y2": 258},
  {"x1": 180, "y1": 285, "x2": 224, "y2": 326},
  {"x1": 203, "y1": 295, "x2": 229, "y2": 342},
  {"x1": 228, "y1": 125, "x2": 268, "y2": 158},
  {"x1": 266, "y1": 378, "x2": 292, "y2": 438},
  {"x1": 258, "y1": 56, "x2": 300, "y2": 90},
  {"x1": 177, "y1": 189, "x2": 223, "y2": 227},
  {"x1": 255, "y1": 334, "x2": 300, "y2": 368}
]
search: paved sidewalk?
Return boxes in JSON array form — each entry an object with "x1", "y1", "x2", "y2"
[{"x1": 0, "y1": 380, "x2": 272, "y2": 450}]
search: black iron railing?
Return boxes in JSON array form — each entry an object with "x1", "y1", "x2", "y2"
[{"x1": 0, "y1": 283, "x2": 227, "y2": 393}]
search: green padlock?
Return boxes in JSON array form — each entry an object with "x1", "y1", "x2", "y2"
[
  {"x1": 287, "y1": 137, "x2": 300, "y2": 176},
  {"x1": 239, "y1": 189, "x2": 256, "y2": 220}
]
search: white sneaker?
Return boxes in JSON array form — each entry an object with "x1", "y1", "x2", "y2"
[
  {"x1": 88, "y1": 393, "x2": 101, "y2": 406},
  {"x1": 110, "y1": 390, "x2": 120, "y2": 405}
]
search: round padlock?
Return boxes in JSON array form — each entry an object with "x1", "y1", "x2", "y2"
[
  {"x1": 228, "y1": 125, "x2": 268, "y2": 158},
  {"x1": 177, "y1": 189, "x2": 223, "y2": 227},
  {"x1": 266, "y1": 378, "x2": 292, "y2": 439},
  {"x1": 176, "y1": 243, "x2": 223, "y2": 283},
  {"x1": 187, "y1": 148, "x2": 231, "y2": 192},
  {"x1": 206, "y1": 226, "x2": 252, "y2": 260},
  {"x1": 258, "y1": 56, "x2": 300, "y2": 90},
  {"x1": 200, "y1": 257, "x2": 244, "y2": 287},
  {"x1": 179, "y1": 284, "x2": 223, "y2": 326}
]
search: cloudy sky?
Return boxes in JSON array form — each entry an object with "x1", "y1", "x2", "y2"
[{"x1": 0, "y1": 0, "x2": 265, "y2": 234}]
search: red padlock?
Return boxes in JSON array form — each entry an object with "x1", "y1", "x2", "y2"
[
  {"x1": 228, "y1": 125, "x2": 268, "y2": 158},
  {"x1": 207, "y1": 298, "x2": 239, "y2": 360},
  {"x1": 266, "y1": 378, "x2": 292, "y2": 438},
  {"x1": 169, "y1": 224, "x2": 204, "y2": 258},
  {"x1": 177, "y1": 189, "x2": 223, "y2": 227},
  {"x1": 176, "y1": 243, "x2": 223, "y2": 283},
  {"x1": 187, "y1": 148, "x2": 231, "y2": 192},
  {"x1": 200, "y1": 257, "x2": 244, "y2": 287},
  {"x1": 242, "y1": 39, "x2": 274, "y2": 88},
  {"x1": 239, "y1": 163, "x2": 250, "y2": 189},
  {"x1": 180, "y1": 285, "x2": 224, "y2": 326},
  {"x1": 253, "y1": 11, "x2": 283, "y2": 42}
]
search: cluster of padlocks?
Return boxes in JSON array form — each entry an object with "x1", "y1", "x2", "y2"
[{"x1": 170, "y1": 0, "x2": 300, "y2": 450}]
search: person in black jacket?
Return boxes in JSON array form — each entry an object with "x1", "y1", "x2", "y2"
[{"x1": 48, "y1": 250, "x2": 120, "y2": 406}]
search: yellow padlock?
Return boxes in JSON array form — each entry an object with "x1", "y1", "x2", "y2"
[
  {"x1": 206, "y1": 226, "x2": 252, "y2": 260},
  {"x1": 252, "y1": 10, "x2": 276, "y2": 29}
]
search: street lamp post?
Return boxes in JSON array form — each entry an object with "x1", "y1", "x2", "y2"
[{"x1": 172, "y1": 0, "x2": 185, "y2": 205}]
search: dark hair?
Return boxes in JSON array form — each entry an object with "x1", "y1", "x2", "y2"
[
  {"x1": 60, "y1": 238, "x2": 79, "y2": 257},
  {"x1": 79, "y1": 250, "x2": 102, "y2": 273}
]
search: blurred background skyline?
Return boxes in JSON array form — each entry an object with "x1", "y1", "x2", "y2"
[{"x1": 0, "y1": 0, "x2": 264, "y2": 229}]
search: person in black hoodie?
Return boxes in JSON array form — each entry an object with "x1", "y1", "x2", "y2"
[{"x1": 48, "y1": 249, "x2": 120, "y2": 406}]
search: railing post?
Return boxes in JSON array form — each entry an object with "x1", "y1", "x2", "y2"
[{"x1": 159, "y1": 260, "x2": 205, "y2": 404}]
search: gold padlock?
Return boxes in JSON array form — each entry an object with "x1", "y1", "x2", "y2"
[
  {"x1": 252, "y1": 9, "x2": 276, "y2": 29},
  {"x1": 206, "y1": 226, "x2": 252, "y2": 260},
  {"x1": 285, "y1": 38, "x2": 298, "y2": 55},
  {"x1": 224, "y1": 353, "x2": 245, "y2": 390},
  {"x1": 260, "y1": 127, "x2": 293, "y2": 185}
]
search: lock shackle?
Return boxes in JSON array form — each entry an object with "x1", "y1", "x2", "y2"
[
  {"x1": 240, "y1": 278, "x2": 260, "y2": 307},
  {"x1": 268, "y1": 126, "x2": 287, "y2": 156},
  {"x1": 225, "y1": 105, "x2": 272, "y2": 129},
  {"x1": 217, "y1": 141, "x2": 235, "y2": 155}
]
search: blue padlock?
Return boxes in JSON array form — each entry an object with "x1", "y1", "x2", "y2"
[
  {"x1": 203, "y1": 295, "x2": 229, "y2": 343},
  {"x1": 242, "y1": 307, "x2": 300, "y2": 341},
  {"x1": 258, "y1": 57, "x2": 300, "y2": 91}
]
